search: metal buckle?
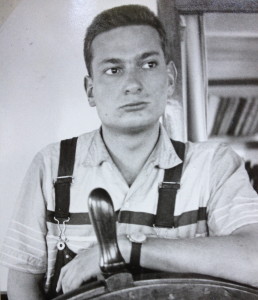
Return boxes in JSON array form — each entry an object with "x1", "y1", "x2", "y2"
[
  {"x1": 159, "y1": 182, "x2": 180, "y2": 189},
  {"x1": 54, "y1": 217, "x2": 70, "y2": 248},
  {"x1": 53, "y1": 175, "x2": 74, "y2": 186}
]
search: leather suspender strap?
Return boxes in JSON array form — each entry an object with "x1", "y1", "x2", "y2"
[
  {"x1": 54, "y1": 137, "x2": 78, "y2": 220},
  {"x1": 130, "y1": 243, "x2": 142, "y2": 267},
  {"x1": 154, "y1": 140, "x2": 185, "y2": 228}
]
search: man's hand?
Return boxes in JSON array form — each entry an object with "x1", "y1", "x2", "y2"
[
  {"x1": 56, "y1": 245, "x2": 100, "y2": 294},
  {"x1": 56, "y1": 236, "x2": 131, "y2": 294}
]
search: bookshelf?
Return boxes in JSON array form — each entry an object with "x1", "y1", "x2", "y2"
[
  {"x1": 208, "y1": 93, "x2": 258, "y2": 193},
  {"x1": 204, "y1": 13, "x2": 258, "y2": 193},
  {"x1": 208, "y1": 95, "x2": 258, "y2": 138},
  {"x1": 207, "y1": 90, "x2": 258, "y2": 166},
  {"x1": 159, "y1": 5, "x2": 258, "y2": 191},
  {"x1": 205, "y1": 11, "x2": 258, "y2": 144}
]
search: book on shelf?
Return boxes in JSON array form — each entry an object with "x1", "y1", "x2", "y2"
[
  {"x1": 227, "y1": 97, "x2": 247, "y2": 136},
  {"x1": 246, "y1": 97, "x2": 258, "y2": 136},
  {"x1": 233, "y1": 97, "x2": 254, "y2": 136},
  {"x1": 240, "y1": 97, "x2": 258, "y2": 136},
  {"x1": 219, "y1": 96, "x2": 239, "y2": 135},
  {"x1": 209, "y1": 95, "x2": 258, "y2": 137},
  {"x1": 210, "y1": 97, "x2": 229, "y2": 136},
  {"x1": 207, "y1": 95, "x2": 220, "y2": 136},
  {"x1": 251, "y1": 117, "x2": 258, "y2": 135}
]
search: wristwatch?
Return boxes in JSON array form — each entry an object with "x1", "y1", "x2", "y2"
[{"x1": 127, "y1": 233, "x2": 147, "y2": 267}]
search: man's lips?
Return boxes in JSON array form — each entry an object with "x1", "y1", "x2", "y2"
[{"x1": 120, "y1": 102, "x2": 149, "y2": 110}]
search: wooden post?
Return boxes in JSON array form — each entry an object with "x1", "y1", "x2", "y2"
[
  {"x1": 158, "y1": 0, "x2": 182, "y2": 100},
  {"x1": 158, "y1": 0, "x2": 186, "y2": 141}
]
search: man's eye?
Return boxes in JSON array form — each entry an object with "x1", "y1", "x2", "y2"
[
  {"x1": 142, "y1": 61, "x2": 157, "y2": 69},
  {"x1": 105, "y1": 68, "x2": 121, "y2": 75}
]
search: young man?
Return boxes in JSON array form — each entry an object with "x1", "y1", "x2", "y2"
[{"x1": 2, "y1": 5, "x2": 258, "y2": 299}]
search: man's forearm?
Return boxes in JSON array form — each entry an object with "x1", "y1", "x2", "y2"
[
  {"x1": 139, "y1": 224, "x2": 258, "y2": 287},
  {"x1": 8, "y1": 269, "x2": 46, "y2": 300}
]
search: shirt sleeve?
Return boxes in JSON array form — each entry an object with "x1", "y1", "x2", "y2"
[
  {"x1": 207, "y1": 143, "x2": 258, "y2": 236},
  {"x1": 0, "y1": 152, "x2": 48, "y2": 274}
]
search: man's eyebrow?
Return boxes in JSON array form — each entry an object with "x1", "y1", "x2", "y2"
[
  {"x1": 98, "y1": 58, "x2": 123, "y2": 66},
  {"x1": 140, "y1": 51, "x2": 160, "y2": 60},
  {"x1": 98, "y1": 52, "x2": 160, "y2": 66}
]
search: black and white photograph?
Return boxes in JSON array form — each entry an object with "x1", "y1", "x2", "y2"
[{"x1": 0, "y1": 0, "x2": 258, "y2": 299}]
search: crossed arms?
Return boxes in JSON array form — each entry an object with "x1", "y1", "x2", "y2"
[{"x1": 8, "y1": 222, "x2": 258, "y2": 299}]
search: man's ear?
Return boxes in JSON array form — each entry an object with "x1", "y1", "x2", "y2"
[
  {"x1": 166, "y1": 61, "x2": 177, "y2": 97},
  {"x1": 84, "y1": 76, "x2": 95, "y2": 107}
]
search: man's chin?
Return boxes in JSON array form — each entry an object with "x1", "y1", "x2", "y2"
[{"x1": 114, "y1": 120, "x2": 159, "y2": 135}]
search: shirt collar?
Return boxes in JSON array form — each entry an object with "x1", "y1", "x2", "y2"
[
  {"x1": 149, "y1": 125, "x2": 182, "y2": 169},
  {"x1": 82, "y1": 125, "x2": 182, "y2": 169},
  {"x1": 83, "y1": 128, "x2": 112, "y2": 167}
]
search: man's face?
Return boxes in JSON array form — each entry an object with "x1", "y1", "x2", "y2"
[{"x1": 86, "y1": 25, "x2": 175, "y2": 133}]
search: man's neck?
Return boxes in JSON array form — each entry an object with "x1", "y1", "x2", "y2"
[{"x1": 101, "y1": 123, "x2": 160, "y2": 186}]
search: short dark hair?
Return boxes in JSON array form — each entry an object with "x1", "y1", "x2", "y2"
[{"x1": 84, "y1": 5, "x2": 168, "y2": 76}]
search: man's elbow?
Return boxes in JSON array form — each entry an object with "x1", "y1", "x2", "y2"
[
  {"x1": 233, "y1": 225, "x2": 258, "y2": 287},
  {"x1": 246, "y1": 260, "x2": 258, "y2": 288},
  {"x1": 240, "y1": 245, "x2": 258, "y2": 287}
]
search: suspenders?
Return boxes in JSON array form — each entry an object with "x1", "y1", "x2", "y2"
[
  {"x1": 49, "y1": 137, "x2": 78, "y2": 299},
  {"x1": 54, "y1": 137, "x2": 78, "y2": 221},
  {"x1": 154, "y1": 140, "x2": 185, "y2": 228},
  {"x1": 49, "y1": 137, "x2": 185, "y2": 297},
  {"x1": 53, "y1": 137, "x2": 185, "y2": 229}
]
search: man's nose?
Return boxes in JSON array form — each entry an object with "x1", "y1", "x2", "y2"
[{"x1": 124, "y1": 69, "x2": 143, "y2": 95}]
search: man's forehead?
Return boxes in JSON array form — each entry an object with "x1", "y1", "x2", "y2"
[
  {"x1": 90, "y1": 25, "x2": 163, "y2": 63},
  {"x1": 93, "y1": 24, "x2": 159, "y2": 43}
]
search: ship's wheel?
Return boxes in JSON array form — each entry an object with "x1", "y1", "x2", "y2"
[{"x1": 54, "y1": 188, "x2": 258, "y2": 300}]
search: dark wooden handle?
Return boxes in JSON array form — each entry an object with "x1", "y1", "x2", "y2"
[{"x1": 88, "y1": 188, "x2": 127, "y2": 276}]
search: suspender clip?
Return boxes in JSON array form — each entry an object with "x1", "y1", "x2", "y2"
[
  {"x1": 159, "y1": 182, "x2": 180, "y2": 189},
  {"x1": 53, "y1": 176, "x2": 74, "y2": 186},
  {"x1": 54, "y1": 217, "x2": 70, "y2": 247}
]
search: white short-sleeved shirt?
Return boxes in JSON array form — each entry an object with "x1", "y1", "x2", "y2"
[{"x1": 1, "y1": 125, "x2": 258, "y2": 290}]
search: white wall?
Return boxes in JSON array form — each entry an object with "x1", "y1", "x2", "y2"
[{"x1": 0, "y1": 0, "x2": 157, "y2": 291}]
